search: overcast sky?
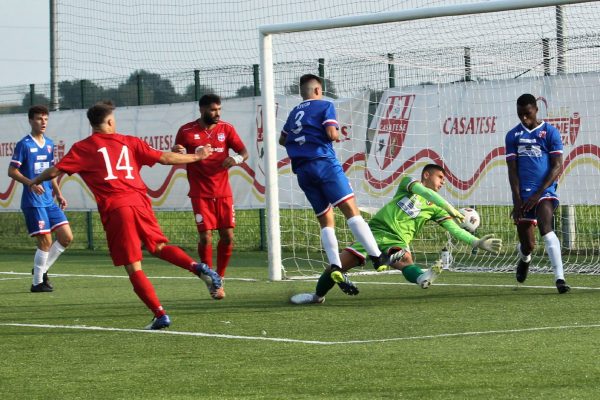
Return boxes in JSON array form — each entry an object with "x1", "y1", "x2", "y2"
[{"x1": 0, "y1": 0, "x2": 49, "y2": 87}]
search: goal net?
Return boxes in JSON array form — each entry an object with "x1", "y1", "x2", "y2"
[{"x1": 260, "y1": 0, "x2": 600, "y2": 279}]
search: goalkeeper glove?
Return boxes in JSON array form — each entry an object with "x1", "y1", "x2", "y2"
[
  {"x1": 447, "y1": 206, "x2": 465, "y2": 224},
  {"x1": 472, "y1": 234, "x2": 502, "y2": 254}
]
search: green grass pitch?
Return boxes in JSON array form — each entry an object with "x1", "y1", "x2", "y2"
[{"x1": 1, "y1": 250, "x2": 599, "y2": 399}]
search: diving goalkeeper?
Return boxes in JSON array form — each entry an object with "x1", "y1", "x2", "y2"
[{"x1": 291, "y1": 164, "x2": 502, "y2": 304}]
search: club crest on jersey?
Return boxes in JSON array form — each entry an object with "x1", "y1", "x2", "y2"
[{"x1": 217, "y1": 132, "x2": 225, "y2": 142}]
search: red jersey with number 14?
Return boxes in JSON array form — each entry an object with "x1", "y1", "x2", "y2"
[
  {"x1": 175, "y1": 120, "x2": 245, "y2": 198},
  {"x1": 56, "y1": 132, "x2": 162, "y2": 214}
]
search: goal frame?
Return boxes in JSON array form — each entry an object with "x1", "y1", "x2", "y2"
[{"x1": 259, "y1": 0, "x2": 593, "y2": 281}]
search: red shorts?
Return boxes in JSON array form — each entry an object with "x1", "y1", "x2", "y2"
[
  {"x1": 101, "y1": 205, "x2": 168, "y2": 266},
  {"x1": 191, "y1": 196, "x2": 235, "y2": 232}
]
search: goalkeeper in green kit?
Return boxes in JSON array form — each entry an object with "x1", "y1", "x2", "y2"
[{"x1": 290, "y1": 164, "x2": 502, "y2": 304}]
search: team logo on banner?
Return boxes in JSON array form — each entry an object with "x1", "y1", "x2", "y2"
[
  {"x1": 537, "y1": 97, "x2": 581, "y2": 145},
  {"x1": 255, "y1": 102, "x2": 280, "y2": 172},
  {"x1": 374, "y1": 95, "x2": 416, "y2": 170},
  {"x1": 255, "y1": 104, "x2": 265, "y2": 164},
  {"x1": 53, "y1": 140, "x2": 66, "y2": 163}
]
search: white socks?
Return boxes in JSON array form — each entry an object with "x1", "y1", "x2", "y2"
[
  {"x1": 45, "y1": 241, "x2": 66, "y2": 273},
  {"x1": 32, "y1": 241, "x2": 66, "y2": 285},
  {"x1": 32, "y1": 249, "x2": 49, "y2": 285},
  {"x1": 347, "y1": 215, "x2": 381, "y2": 257},
  {"x1": 321, "y1": 227, "x2": 342, "y2": 267},
  {"x1": 543, "y1": 231, "x2": 565, "y2": 281},
  {"x1": 517, "y1": 243, "x2": 532, "y2": 263}
]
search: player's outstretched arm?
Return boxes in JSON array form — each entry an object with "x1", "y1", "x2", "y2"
[
  {"x1": 409, "y1": 181, "x2": 464, "y2": 223},
  {"x1": 159, "y1": 144, "x2": 213, "y2": 165},
  {"x1": 28, "y1": 166, "x2": 63, "y2": 194},
  {"x1": 440, "y1": 219, "x2": 502, "y2": 254}
]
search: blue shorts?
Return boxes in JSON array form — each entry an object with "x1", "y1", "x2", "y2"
[
  {"x1": 519, "y1": 189, "x2": 559, "y2": 224},
  {"x1": 295, "y1": 158, "x2": 354, "y2": 216},
  {"x1": 22, "y1": 204, "x2": 69, "y2": 237}
]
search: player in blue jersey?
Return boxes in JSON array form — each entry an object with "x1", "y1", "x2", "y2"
[
  {"x1": 8, "y1": 105, "x2": 73, "y2": 292},
  {"x1": 505, "y1": 94, "x2": 569, "y2": 294},
  {"x1": 279, "y1": 74, "x2": 384, "y2": 290}
]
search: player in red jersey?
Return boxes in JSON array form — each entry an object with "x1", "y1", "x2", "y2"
[
  {"x1": 30, "y1": 101, "x2": 223, "y2": 330},
  {"x1": 172, "y1": 94, "x2": 248, "y2": 298}
]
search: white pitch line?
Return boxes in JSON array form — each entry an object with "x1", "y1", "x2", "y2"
[
  {"x1": 0, "y1": 270, "x2": 599, "y2": 290},
  {"x1": 1, "y1": 322, "x2": 599, "y2": 345},
  {"x1": 0, "y1": 271, "x2": 257, "y2": 282},
  {"x1": 288, "y1": 278, "x2": 600, "y2": 291}
]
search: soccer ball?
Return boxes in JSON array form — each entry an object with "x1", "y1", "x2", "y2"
[{"x1": 458, "y1": 207, "x2": 480, "y2": 232}]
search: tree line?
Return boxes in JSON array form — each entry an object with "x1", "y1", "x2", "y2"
[{"x1": 2, "y1": 69, "x2": 338, "y2": 115}]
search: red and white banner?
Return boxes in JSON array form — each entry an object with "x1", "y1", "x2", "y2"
[
  {"x1": 1, "y1": 73, "x2": 599, "y2": 211},
  {"x1": 0, "y1": 93, "x2": 368, "y2": 210},
  {"x1": 365, "y1": 73, "x2": 599, "y2": 207}
]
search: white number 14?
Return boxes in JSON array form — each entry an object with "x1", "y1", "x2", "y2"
[{"x1": 98, "y1": 146, "x2": 134, "y2": 180}]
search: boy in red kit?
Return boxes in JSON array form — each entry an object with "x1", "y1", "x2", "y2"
[
  {"x1": 173, "y1": 94, "x2": 248, "y2": 299},
  {"x1": 30, "y1": 101, "x2": 222, "y2": 330}
]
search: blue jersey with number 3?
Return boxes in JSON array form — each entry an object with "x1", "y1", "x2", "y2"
[
  {"x1": 281, "y1": 99, "x2": 339, "y2": 172},
  {"x1": 10, "y1": 135, "x2": 56, "y2": 208}
]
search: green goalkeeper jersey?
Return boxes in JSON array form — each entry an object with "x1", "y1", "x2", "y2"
[{"x1": 368, "y1": 176, "x2": 454, "y2": 248}]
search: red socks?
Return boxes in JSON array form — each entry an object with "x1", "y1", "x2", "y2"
[
  {"x1": 158, "y1": 245, "x2": 196, "y2": 272},
  {"x1": 198, "y1": 242, "x2": 213, "y2": 267},
  {"x1": 129, "y1": 270, "x2": 165, "y2": 318},
  {"x1": 217, "y1": 241, "x2": 233, "y2": 277}
]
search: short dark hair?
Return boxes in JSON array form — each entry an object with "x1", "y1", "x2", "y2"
[
  {"x1": 199, "y1": 94, "x2": 221, "y2": 108},
  {"x1": 422, "y1": 163, "x2": 445, "y2": 177},
  {"x1": 87, "y1": 100, "x2": 115, "y2": 127},
  {"x1": 517, "y1": 93, "x2": 537, "y2": 108},
  {"x1": 299, "y1": 74, "x2": 322, "y2": 88},
  {"x1": 28, "y1": 105, "x2": 49, "y2": 120}
]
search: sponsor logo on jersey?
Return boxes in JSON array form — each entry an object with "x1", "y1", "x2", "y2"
[
  {"x1": 519, "y1": 138, "x2": 537, "y2": 144},
  {"x1": 518, "y1": 144, "x2": 542, "y2": 158},
  {"x1": 374, "y1": 94, "x2": 415, "y2": 170},
  {"x1": 537, "y1": 96, "x2": 581, "y2": 145}
]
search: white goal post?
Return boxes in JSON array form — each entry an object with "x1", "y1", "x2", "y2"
[{"x1": 260, "y1": 0, "x2": 598, "y2": 281}]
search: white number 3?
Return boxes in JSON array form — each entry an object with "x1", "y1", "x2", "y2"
[{"x1": 98, "y1": 146, "x2": 134, "y2": 180}]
